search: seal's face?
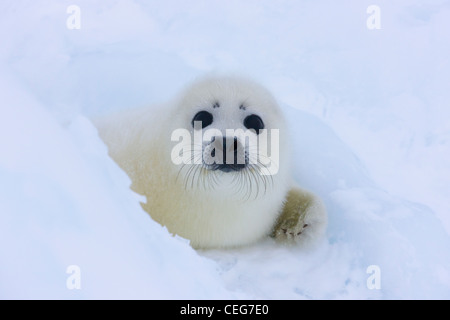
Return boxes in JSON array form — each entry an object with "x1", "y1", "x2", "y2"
[
  {"x1": 190, "y1": 110, "x2": 265, "y2": 173},
  {"x1": 171, "y1": 77, "x2": 286, "y2": 199}
]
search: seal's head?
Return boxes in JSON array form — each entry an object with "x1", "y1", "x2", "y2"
[{"x1": 169, "y1": 76, "x2": 289, "y2": 200}]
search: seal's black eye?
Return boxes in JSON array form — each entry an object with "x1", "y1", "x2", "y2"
[
  {"x1": 244, "y1": 114, "x2": 264, "y2": 134},
  {"x1": 192, "y1": 111, "x2": 213, "y2": 129}
]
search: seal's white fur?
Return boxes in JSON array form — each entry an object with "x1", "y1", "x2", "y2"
[{"x1": 95, "y1": 76, "x2": 326, "y2": 249}]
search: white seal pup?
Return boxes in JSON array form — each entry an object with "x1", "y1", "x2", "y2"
[{"x1": 94, "y1": 76, "x2": 327, "y2": 249}]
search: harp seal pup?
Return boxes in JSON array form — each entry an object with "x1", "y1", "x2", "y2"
[{"x1": 94, "y1": 76, "x2": 327, "y2": 249}]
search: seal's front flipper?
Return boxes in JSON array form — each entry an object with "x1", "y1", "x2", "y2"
[{"x1": 272, "y1": 187, "x2": 327, "y2": 248}]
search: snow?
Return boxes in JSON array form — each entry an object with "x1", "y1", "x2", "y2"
[{"x1": 1, "y1": 0, "x2": 449, "y2": 299}]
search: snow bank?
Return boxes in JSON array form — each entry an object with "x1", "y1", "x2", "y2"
[{"x1": 0, "y1": 72, "x2": 233, "y2": 299}]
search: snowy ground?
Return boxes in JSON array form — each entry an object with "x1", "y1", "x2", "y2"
[{"x1": 1, "y1": 0, "x2": 450, "y2": 299}]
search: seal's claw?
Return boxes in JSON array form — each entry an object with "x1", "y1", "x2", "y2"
[{"x1": 271, "y1": 187, "x2": 327, "y2": 248}]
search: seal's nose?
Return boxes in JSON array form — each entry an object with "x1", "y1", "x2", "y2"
[
  {"x1": 213, "y1": 136, "x2": 239, "y2": 164},
  {"x1": 210, "y1": 136, "x2": 246, "y2": 171}
]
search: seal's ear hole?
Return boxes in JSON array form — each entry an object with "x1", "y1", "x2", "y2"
[
  {"x1": 192, "y1": 111, "x2": 213, "y2": 129},
  {"x1": 244, "y1": 114, "x2": 264, "y2": 134}
]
